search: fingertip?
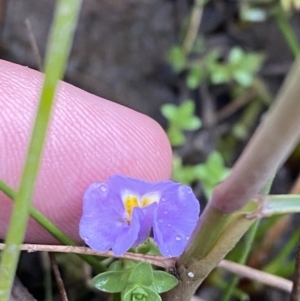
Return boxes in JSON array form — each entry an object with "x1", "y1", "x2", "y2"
[{"x1": 0, "y1": 59, "x2": 172, "y2": 243}]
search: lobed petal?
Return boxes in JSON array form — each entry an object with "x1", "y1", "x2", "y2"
[
  {"x1": 153, "y1": 184, "x2": 200, "y2": 257},
  {"x1": 133, "y1": 202, "x2": 157, "y2": 247},
  {"x1": 108, "y1": 174, "x2": 152, "y2": 197},
  {"x1": 79, "y1": 182, "x2": 126, "y2": 252},
  {"x1": 112, "y1": 207, "x2": 143, "y2": 256}
]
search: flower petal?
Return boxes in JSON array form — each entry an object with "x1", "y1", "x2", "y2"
[
  {"x1": 79, "y1": 182, "x2": 126, "y2": 252},
  {"x1": 133, "y1": 202, "x2": 157, "y2": 247},
  {"x1": 108, "y1": 175, "x2": 151, "y2": 196},
  {"x1": 153, "y1": 184, "x2": 200, "y2": 257},
  {"x1": 112, "y1": 207, "x2": 143, "y2": 256}
]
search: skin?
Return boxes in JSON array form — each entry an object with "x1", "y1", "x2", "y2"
[{"x1": 0, "y1": 59, "x2": 172, "y2": 244}]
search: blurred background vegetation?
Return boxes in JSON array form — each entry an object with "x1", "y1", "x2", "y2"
[{"x1": 1, "y1": 0, "x2": 300, "y2": 300}]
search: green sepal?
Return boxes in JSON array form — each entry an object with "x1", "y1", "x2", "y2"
[
  {"x1": 150, "y1": 271, "x2": 178, "y2": 293},
  {"x1": 135, "y1": 239, "x2": 161, "y2": 255},
  {"x1": 123, "y1": 285, "x2": 162, "y2": 301},
  {"x1": 108, "y1": 259, "x2": 136, "y2": 271},
  {"x1": 128, "y1": 262, "x2": 153, "y2": 287},
  {"x1": 92, "y1": 269, "x2": 131, "y2": 293}
]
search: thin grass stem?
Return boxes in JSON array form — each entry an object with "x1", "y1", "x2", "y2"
[
  {"x1": 0, "y1": 1, "x2": 82, "y2": 299},
  {"x1": 0, "y1": 179, "x2": 105, "y2": 272}
]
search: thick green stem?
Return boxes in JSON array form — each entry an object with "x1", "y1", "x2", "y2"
[
  {"x1": 221, "y1": 219, "x2": 259, "y2": 301},
  {"x1": 180, "y1": 206, "x2": 231, "y2": 262},
  {"x1": 0, "y1": 1, "x2": 82, "y2": 299},
  {"x1": 164, "y1": 45, "x2": 300, "y2": 301},
  {"x1": 221, "y1": 176, "x2": 274, "y2": 300},
  {"x1": 212, "y1": 57, "x2": 300, "y2": 213}
]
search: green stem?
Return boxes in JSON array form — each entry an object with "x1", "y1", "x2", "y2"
[
  {"x1": 221, "y1": 177, "x2": 274, "y2": 301},
  {"x1": 211, "y1": 56, "x2": 300, "y2": 213},
  {"x1": 163, "y1": 208, "x2": 256, "y2": 301},
  {"x1": 0, "y1": 179, "x2": 105, "y2": 272},
  {"x1": 0, "y1": 180, "x2": 14, "y2": 199},
  {"x1": 274, "y1": 7, "x2": 300, "y2": 58},
  {"x1": 265, "y1": 228, "x2": 300, "y2": 275},
  {"x1": 0, "y1": 1, "x2": 82, "y2": 299},
  {"x1": 220, "y1": 220, "x2": 260, "y2": 301},
  {"x1": 181, "y1": 206, "x2": 231, "y2": 261}
]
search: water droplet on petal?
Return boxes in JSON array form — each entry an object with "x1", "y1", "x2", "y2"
[
  {"x1": 175, "y1": 235, "x2": 182, "y2": 241},
  {"x1": 187, "y1": 188, "x2": 193, "y2": 194},
  {"x1": 161, "y1": 197, "x2": 166, "y2": 202},
  {"x1": 167, "y1": 224, "x2": 171, "y2": 227},
  {"x1": 186, "y1": 236, "x2": 190, "y2": 240},
  {"x1": 163, "y1": 210, "x2": 168, "y2": 215},
  {"x1": 100, "y1": 185, "x2": 107, "y2": 192},
  {"x1": 158, "y1": 219, "x2": 163, "y2": 223}
]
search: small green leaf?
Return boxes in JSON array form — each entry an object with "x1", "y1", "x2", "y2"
[
  {"x1": 167, "y1": 126, "x2": 185, "y2": 147},
  {"x1": 210, "y1": 65, "x2": 231, "y2": 84},
  {"x1": 182, "y1": 117, "x2": 202, "y2": 131},
  {"x1": 150, "y1": 271, "x2": 178, "y2": 293},
  {"x1": 176, "y1": 100, "x2": 201, "y2": 130},
  {"x1": 240, "y1": 7, "x2": 267, "y2": 22},
  {"x1": 172, "y1": 155, "x2": 197, "y2": 185},
  {"x1": 193, "y1": 151, "x2": 230, "y2": 199},
  {"x1": 128, "y1": 262, "x2": 153, "y2": 286},
  {"x1": 233, "y1": 70, "x2": 253, "y2": 87},
  {"x1": 124, "y1": 285, "x2": 162, "y2": 301},
  {"x1": 228, "y1": 47, "x2": 244, "y2": 64},
  {"x1": 178, "y1": 100, "x2": 195, "y2": 118},
  {"x1": 161, "y1": 104, "x2": 177, "y2": 121},
  {"x1": 186, "y1": 66, "x2": 204, "y2": 89},
  {"x1": 167, "y1": 46, "x2": 187, "y2": 72},
  {"x1": 93, "y1": 270, "x2": 131, "y2": 293}
]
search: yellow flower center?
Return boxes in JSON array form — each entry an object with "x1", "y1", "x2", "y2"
[
  {"x1": 124, "y1": 195, "x2": 139, "y2": 217},
  {"x1": 123, "y1": 193, "x2": 158, "y2": 220}
]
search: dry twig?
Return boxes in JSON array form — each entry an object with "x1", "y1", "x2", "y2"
[
  {"x1": 49, "y1": 254, "x2": 69, "y2": 301},
  {"x1": 219, "y1": 259, "x2": 292, "y2": 292},
  {"x1": 0, "y1": 243, "x2": 175, "y2": 269}
]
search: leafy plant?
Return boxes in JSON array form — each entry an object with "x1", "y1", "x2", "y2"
[
  {"x1": 172, "y1": 151, "x2": 230, "y2": 199},
  {"x1": 161, "y1": 100, "x2": 201, "y2": 147},
  {"x1": 206, "y1": 47, "x2": 265, "y2": 87},
  {"x1": 93, "y1": 261, "x2": 178, "y2": 301}
]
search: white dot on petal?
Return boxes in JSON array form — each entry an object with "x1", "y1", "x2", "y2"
[
  {"x1": 175, "y1": 235, "x2": 182, "y2": 241},
  {"x1": 100, "y1": 185, "x2": 107, "y2": 192}
]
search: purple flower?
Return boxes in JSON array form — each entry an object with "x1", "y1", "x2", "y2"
[{"x1": 79, "y1": 175, "x2": 200, "y2": 257}]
